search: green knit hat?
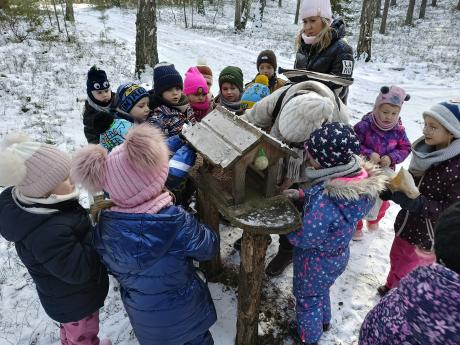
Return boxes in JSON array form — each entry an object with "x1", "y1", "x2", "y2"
[{"x1": 219, "y1": 66, "x2": 244, "y2": 92}]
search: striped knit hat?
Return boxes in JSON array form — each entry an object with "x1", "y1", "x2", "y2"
[{"x1": 0, "y1": 133, "x2": 71, "y2": 198}]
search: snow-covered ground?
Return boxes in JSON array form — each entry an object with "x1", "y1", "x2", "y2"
[{"x1": 0, "y1": 1, "x2": 459, "y2": 344}]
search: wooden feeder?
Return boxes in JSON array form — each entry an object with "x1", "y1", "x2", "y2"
[{"x1": 183, "y1": 106, "x2": 302, "y2": 345}]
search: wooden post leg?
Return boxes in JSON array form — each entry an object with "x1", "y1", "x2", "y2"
[
  {"x1": 236, "y1": 231, "x2": 270, "y2": 345},
  {"x1": 196, "y1": 189, "x2": 222, "y2": 281}
]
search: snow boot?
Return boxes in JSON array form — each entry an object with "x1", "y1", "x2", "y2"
[
  {"x1": 287, "y1": 320, "x2": 319, "y2": 345},
  {"x1": 265, "y1": 248, "x2": 292, "y2": 277}
]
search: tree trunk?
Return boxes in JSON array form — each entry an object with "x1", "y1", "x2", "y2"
[
  {"x1": 278, "y1": 0, "x2": 282, "y2": 7},
  {"x1": 65, "y1": 0, "x2": 75, "y2": 22},
  {"x1": 236, "y1": 232, "x2": 270, "y2": 345},
  {"x1": 457, "y1": 0, "x2": 460, "y2": 10},
  {"x1": 183, "y1": 0, "x2": 188, "y2": 28},
  {"x1": 52, "y1": 0, "x2": 62, "y2": 32},
  {"x1": 0, "y1": 0, "x2": 9, "y2": 10},
  {"x1": 196, "y1": 0, "x2": 205, "y2": 15},
  {"x1": 135, "y1": 0, "x2": 159, "y2": 78},
  {"x1": 234, "y1": 0, "x2": 242, "y2": 30},
  {"x1": 390, "y1": 0, "x2": 396, "y2": 5},
  {"x1": 380, "y1": 0, "x2": 391, "y2": 33},
  {"x1": 431, "y1": 0, "x2": 437, "y2": 6},
  {"x1": 294, "y1": 0, "x2": 301, "y2": 24},
  {"x1": 255, "y1": 0, "x2": 266, "y2": 27},
  {"x1": 405, "y1": 0, "x2": 416, "y2": 25},
  {"x1": 356, "y1": 0, "x2": 376, "y2": 62},
  {"x1": 419, "y1": 0, "x2": 428, "y2": 18},
  {"x1": 376, "y1": 0, "x2": 382, "y2": 17},
  {"x1": 241, "y1": 0, "x2": 252, "y2": 29}
]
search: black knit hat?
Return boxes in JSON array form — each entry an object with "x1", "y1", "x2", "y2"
[
  {"x1": 87, "y1": 65, "x2": 110, "y2": 93},
  {"x1": 218, "y1": 66, "x2": 244, "y2": 93},
  {"x1": 306, "y1": 122, "x2": 360, "y2": 168},
  {"x1": 153, "y1": 62, "x2": 183, "y2": 96},
  {"x1": 256, "y1": 50, "x2": 277, "y2": 71},
  {"x1": 434, "y1": 202, "x2": 460, "y2": 274}
]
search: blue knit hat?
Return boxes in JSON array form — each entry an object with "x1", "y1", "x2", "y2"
[
  {"x1": 306, "y1": 122, "x2": 360, "y2": 168},
  {"x1": 241, "y1": 75, "x2": 270, "y2": 110},
  {"x1": 153, "y1": 62, "x2": 183, "y2": 96},
  {"x1": 87, "y1": 65, "x2": 110, "y2": 93},
  {"x1": 423, "y1": 101, "x2": 460, "y2": 138},
  {"x1": 116, "y1": 83, "x2": 149, "y2": 114}
]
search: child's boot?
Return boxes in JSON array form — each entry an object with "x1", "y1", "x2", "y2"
[{"x1": 288, "y1": 320, "x2": 319, "y2": 345}]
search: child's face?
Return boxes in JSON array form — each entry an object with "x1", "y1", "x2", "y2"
[
  {"x1": 162, "y1": 86, "x2": 183, "y2": 105},
  {"x1": 221, "y1": 82, "x2": 240, "y2": 102},
  {"x1": 188, "y1": 91, "x2": 208, "y2": 104},
  {"x1": 376, "y1": 103, "x2": 400, "y2": 126},
  {"x1": 423, "y1": 115, "x2": 454, "y2": 149},
  {"x1": 130, "y1": 96, "x2": 150, "y2": 123},
  {"x1": 91, "y1": 89, "x2": 112, "y2": 103},
  {"x1": 302, "y1": 16, "x2": 324, "y2": 37},
  {"x1": 50, "y1": 178, "x2": 75, "y2": 196},
  {"x1": 259, "y1": 63, "x2": 275, "y2": 79}
]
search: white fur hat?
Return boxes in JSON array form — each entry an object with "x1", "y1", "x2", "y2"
[
  {"x1": 278, "y1": 93, "x2": 334, "y2": 143},
  {"x1": 0, "y1": 133, "x2": 71, "y2": 198}
]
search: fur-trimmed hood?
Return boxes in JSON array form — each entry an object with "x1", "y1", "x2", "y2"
[{"x1": 323, "y1": 161, "x2": 389, "y2": 201}]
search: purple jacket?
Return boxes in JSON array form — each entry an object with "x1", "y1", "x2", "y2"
[
  {"x1": 354, "y1": 113, "x2": 411, "y2": 168},
  {"x1": 359, "y1": 263, "x2": 460, "y2": 345}
]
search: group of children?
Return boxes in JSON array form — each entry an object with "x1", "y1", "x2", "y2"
[{"x1": 0, "y1": 44, "x2": 459, "y2": 345}]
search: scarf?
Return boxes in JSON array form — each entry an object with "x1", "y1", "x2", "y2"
[
  {"x1": 409, "y1": 137, "x2": 460, "y2": 177},
  {"x1": 219, "y1": 93, "x2": 242, "y2": 113},
  {"x1": 302, "y1": 33, "x2": 318, "y2": 45},
  {"x1": 304, "y1": 154, "x2": 363, "y2": 185},
  {"x1": 87, "y1": 96, "x2": 112, "y2": 114},
  {"x1": 13, "y1": 188, "x2": 81, "y2": 214},
  {"x1": 110, "y1": 191, "x2": 173, "y2": 214},
  {"x1": 191, "y1": 100, "x2": 211, "y2": 121},
  {"x1": 371, "y1": 112, "x2": 399, "y2": 131}
]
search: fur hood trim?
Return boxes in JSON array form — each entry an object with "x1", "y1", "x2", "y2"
[{"x1": 323, "y1": 161, "x2": 389, "y2": 200}]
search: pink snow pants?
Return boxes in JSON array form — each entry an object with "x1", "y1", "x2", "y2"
[
  {"x1": 60, "y1": 311, "x2": 101, "y2": 345},
  {"x1": 356, "y1": 200, "x2": 390, "y2": 230},
  {"x1": 385, "y1": 236, "x2": 435, "y2": 289}
]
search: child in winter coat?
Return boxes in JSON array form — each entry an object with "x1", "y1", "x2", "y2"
[
  {"x1": 196, "y1": 60, "x2": 215, "y2": 104},
  {"x1": 83, "y1": 66, "x2": 117, "y2": 143},
  {"x1": 0, "y1": 135, "x2": 110, "y2": 345},
  {"x1": 241, "y1": 74, "x2": 270, "y2": 110},
  {"x1": 245, "y1": 49, "x2": 286, "y2": 93},
  {"x1": 93, "y1": 111, "x2": 133, "y2": 152},
  {"x1": 70, "y1": 124, "x2": 218, "y2": 345},
  {"x1": 294, "y1": 0, "x2": 354, "y2": 104},
  {"x1": 184, "y1": 66, "x2": 211, "y2": 121},
  {"x1": 353, "y1": 86, "x2": 411, "y2": 240},
  {"x1": 377, "y1": 101, "x2": 460, "y2": 296},
  {"x1": 148, "y1": 62, "x2": 195, "y2": 136},
  {"x1": 359, "y1": 201, "x2": 460, "y2": 345},
  {"x1": 284, "y1": 122, "x2": 387, "y2": 345},
  {"x1": 215, "y1": 66, "x2": 244, "y2": 114},
  {"x1": 115, "y1": 82, "x2": 150, "y2": 124}
]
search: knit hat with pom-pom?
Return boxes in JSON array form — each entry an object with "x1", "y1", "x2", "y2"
[
  {"x1": 278, "y1": 92, "x2": 334, "y2": 143},
  {"x1": 0, "y1": 133, "x2": 71, "y2": 198},
  {"x1": 70, "y1": 124, "x2": 172, "y2": 214},
  {"x1": 196, "y1": 58, "x2": 213, "y2": 86}
]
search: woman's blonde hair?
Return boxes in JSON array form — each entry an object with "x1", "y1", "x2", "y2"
[{"x1": 295, "y1": 17, "x2": 333, "y2": 53}]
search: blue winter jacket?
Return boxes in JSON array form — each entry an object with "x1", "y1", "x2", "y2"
[{"x1": 93, "y1": 205, "x2": 218, "y2": 345}]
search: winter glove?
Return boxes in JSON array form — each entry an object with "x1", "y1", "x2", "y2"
[
  {"x1": 369, "y1": 152, "x2": 381, "y2": 164},
  {"x1": 390, "y1": 191, "x2": 425, "y2": 213},
  {"x1": 380, "y1": 155, "x2": 392, "y2": 168},
  {"x1": 283, "y1": 189, "x2": 300, "y2": 200},
  {"x1": 379, "y1": 189, "x2": 394, "y2": 201}
]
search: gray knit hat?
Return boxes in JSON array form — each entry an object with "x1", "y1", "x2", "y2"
[
  {"x1": 0, "y1": 133, "x2": 71, "y2": 198},
  {"x1": 423, "y1": 101, "x2": 460, "y2": 138}
]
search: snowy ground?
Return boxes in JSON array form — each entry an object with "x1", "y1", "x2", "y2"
[{"x1": 0, "y1": 1, "x2": 459, "y2": 344}]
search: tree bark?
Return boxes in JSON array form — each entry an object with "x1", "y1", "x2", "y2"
[
  {"x1": 236, "y1": 232, "x2": 270, "y2": 345},
  {"x1": 431, "y1": 0, "x2": 437, "y2": 6},
  {"x1": 380, "y1": 0, "x2": 391, "y2": 33},
  {"x1": 196, "y1": 0, "x2": 205, "y2": 15},
  {"x1": 390, "y1": 0, "x2": 396, "y2": 5},
  {"x1": 183, "y1": 0, "x2": 188, "y2": 28},
  {"x1": 294, "y1": 0, "x2": 301, "y2": 24},
  {"x1": 135, "y1": 0, "x2": 159, "y2": 78},
  {"x1": 356, "y1": 0, "x2": 376, "y2": 62},
  {"x1": 234, "y1": 0, "x2": 242, "y2": 30},
  {"x1": 278, "y1": 0, "x2": 282, "y2": 7},
  {"x1": 405, "y1": 0, "x2": 416, "y2": 25},
  {"x1": 457, "y1": 0, "x2": 460, "y2": 10},
  {"x1": 0, "y1": 0, "x2": 9, "y2": 10},
  {"x1": 241, "y1": 0, "x2": 252, "y2": 29},
  {"x1": 65, "y1": 0, "x2": 75, "y2": 22},
  {"x1": 52, "y1": 0, "x2": 62, "y2": 32},
  {"x1": 376, "y1": 0, "x2": 382, "y2": 17},
  {"x1": 419, "y1": 0, "x2": 428, "y2": 18}
]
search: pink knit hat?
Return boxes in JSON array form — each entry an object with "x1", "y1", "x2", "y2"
[
  {"x1": 71, "y1": 124, "x2": 172, "y2": 213},
  {"x1": 299, "y1": 0, "x2": 333, "y2": 22},
  {"x1": 184, "y1": 67, "x2": 209, "y2": 96},
  {"x1": 0, "y1": 133, "x2": 71, "y2": 198},
  {"x1": 373, "y1": 86, "x2": 410, "y2": 113}
]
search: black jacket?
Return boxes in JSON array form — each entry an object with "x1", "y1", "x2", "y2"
[
  {"x1": 294, "y1": 19, "x2": 354, "y2": 103},
  {"x1": 0, "y1": 188, "x2": 109, "y2": 323},
  {"x1": 82, "y1": 92, "x2": 116, "y2": 144}
]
